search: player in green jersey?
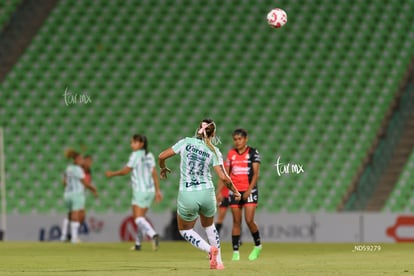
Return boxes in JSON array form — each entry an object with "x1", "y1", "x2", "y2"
[
  {"x1": 61, "y1": 149, "x2": 98, "y2": 243},
  {"x1": 106, "y1": 134, "x2": 162, "y2": 251},
  {"x1": 158, "y1": 118, "x2": 241, "y2": 270}
]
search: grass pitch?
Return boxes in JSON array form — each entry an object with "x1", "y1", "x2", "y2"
[{"x1": 0, "y1": 242, "x2": 413, "y2": 275}]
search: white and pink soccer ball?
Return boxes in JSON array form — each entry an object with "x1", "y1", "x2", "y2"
[{"x1": 267, "y1": 8, "x2": 287, "y2": 28}]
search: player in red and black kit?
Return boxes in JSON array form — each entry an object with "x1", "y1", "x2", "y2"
[{"x1": 224, "y1": 129, "x2": 262, "y2": 261}]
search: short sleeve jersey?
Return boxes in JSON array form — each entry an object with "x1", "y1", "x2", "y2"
[
  {"x1": 225, "y1": 147, "x2": 261, "y2": 191},
  {"x1": 64, "y1": 164, "x2": 85, "y2": 194},
  {"x1": 172, "y1": 137, "x2": 223, "y2": 191},
  {"x1": 127, "y1": 150, "x2": 156, "y2": 192}
]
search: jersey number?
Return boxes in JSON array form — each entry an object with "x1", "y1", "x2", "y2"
[{"x1": 188, "y1": 161, "x2": 204, "y2": 176}]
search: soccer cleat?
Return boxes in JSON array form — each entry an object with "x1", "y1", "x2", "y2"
[
  {"x1": 130, "y1": 244, "x2": 141, "y2": 251},
  {"x1": 209, "y1": 246, "x2": 218, "y2": 269},
  {"x1": 248, "y1": 246, "x2": 262, "y2": 261},
  {"x1": 152, "y1": 234, "x2": 160, "y2": 251},
  {"x1": 232, "y1": 251, "x2": 240, "y2": 261}
]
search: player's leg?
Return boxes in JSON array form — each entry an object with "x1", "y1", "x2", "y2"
[
  {"x1": 230, "y1": 191, "x2": 243, "y2": 260},
  {"x1": 177, "y1": 191, "x2": 218, "y2": 269},
  {"x1": 69, "y1": 194, "x2": 84, "y2": 243},
  {"x1": 215, "y1": 197, "x2": 229, "y2": 235},
  {"x1": 200, "y1": 189, "x2": 224, "y2": 269},
  {"x1": 132, "y1": 191, "x2": 159, "y2": 250},
  {"x1": 244, "y1": 204, "x2": 262, "y2": 260},
  {"x1": 60, "y1": 211, "x2": 70, "y2": 241},
  {"x1": 69, "y1": 210, "x2": 81, "y2": 243},
  {"x1": 133, "y1": 205, "x2": 159, "y2": 250},
  {"x1": 200, "y1": 213, "x2": 224, "y2": 269},
  {"x1": 230, "y1": 206, "x2": 243, "y2": 260}
]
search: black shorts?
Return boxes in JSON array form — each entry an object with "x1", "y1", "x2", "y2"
[
  {"x1": 218, "y1": 196, "x2": 230, "y2": 208},
  {"x1": 229, "y1": 188, "x2": 258, "y2": 208}
]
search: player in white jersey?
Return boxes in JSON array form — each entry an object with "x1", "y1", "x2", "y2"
[
  {"x1": 158, "y1": 118, "x2": 241, "y2": 270},
  {"x1": 60, "y1": 149, "x2": 98, "y2": 243},
  {"x1": 106, "y1": 134, "x2": 162, "y2": 251}
]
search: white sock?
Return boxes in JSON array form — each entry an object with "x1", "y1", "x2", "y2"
[
  {"x1": 205, "y1": 224, "x2": 223, "y2": 264},
  {"x1": 179, "y1": 229, "x2": 211, "y2": 254},
  {"x1": 135, "y1": 217, "x2": 157, "y2": 238},
  {"x1": 61, "y1": 218, "x2": 69, "y2": 240},
  {"x1": 135, "y1": 230, "x2": 142, "y2": 246},
  {"x1": 70, "y1": 221, "x2": 80, "y2": 243}
]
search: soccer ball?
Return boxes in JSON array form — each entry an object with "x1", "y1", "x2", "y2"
[{"x1": 267, "y1": 8, "x2": 287, "y2": 28}]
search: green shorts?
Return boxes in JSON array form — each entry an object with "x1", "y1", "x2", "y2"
[
  {"x1": 132, "y1": 191, "x2": 155, "y2": 208},
  {"x1": 64, "y1": 192, "x2": 85, "y2": 212},
  {"x1": 177, "y1": 189, "x2": 217, "y2": 221}
]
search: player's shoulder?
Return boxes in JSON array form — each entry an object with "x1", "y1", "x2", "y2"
[{"x1": 248, "y1": 146, "x2": 261, "y2": 162}]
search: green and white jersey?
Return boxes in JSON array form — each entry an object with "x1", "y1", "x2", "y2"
[
  {"x1": 127, "y1": 150, "x2": 155, "y2": 192},
  {"x1": 172, "y1": 137, "x2": 223, "y2": 192},
  {"x1": 64, "y1": 164, "x2": 85, "y2": 194}
]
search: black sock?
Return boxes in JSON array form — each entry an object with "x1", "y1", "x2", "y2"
[
  {"x1": 232, "y1": 235, "x2": 240, "y2": 251},
  {"x1": 252, "y1": 231, "x2": 261, "y2": 246},
  {"x1": 215, "y1": 223, "x2": 222, "y2": 234}
]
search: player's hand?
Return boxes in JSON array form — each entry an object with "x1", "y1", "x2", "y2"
[
  {"x1": 105, "y1": 171, "x2": 113, "y2": 178},
  {"x1": 160, "y1": 167, "x2": 171, "y2": 179},
  {"x1": 234, "y1": 191, "x2": 242, "y2": 201},
  {"x1": 93, "y1": 190, "x2": 99, "y2": 198},
  {"x1": 155, "y1": 191, "x2": 163, "y2": 202},
  {"x1": 242, "y1": 189, "x2": 252, "y2": 201}
]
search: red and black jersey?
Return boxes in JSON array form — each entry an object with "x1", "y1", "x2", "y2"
[
  {"x1": 83, "y1": 167, "x2": 92, "y2": 184},
  {"x1": 225, "y1": 147, "x2": 261, "y2": 191}
]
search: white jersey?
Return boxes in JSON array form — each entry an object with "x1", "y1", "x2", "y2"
[
  {"x1": 127, "y1": 150, "x2": 155, "y2": 192},
  {"x1": 64, "y1": 164, "x2": 85, "y2": 194},
  {"x1": 172, "y1": 137, "x2": 223, "y2": 192}
]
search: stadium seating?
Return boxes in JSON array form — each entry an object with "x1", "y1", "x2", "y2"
[
  {"x1": 384, "y1": 148, "x2": 414, "y2": 212},
  {"x1": 0, "y1": 0, "x2": 21, "y2": 30},
  {"x1": 1, "y1": 0, "x2": 414, "y2": 214}
]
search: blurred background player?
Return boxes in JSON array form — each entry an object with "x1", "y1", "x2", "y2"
[
  {"x1": 61, "y1": 154, "x2": 95, "y2": 241},
  {"x1": 60, "y1": 149, "x2": 98, "y2": 243},
  {"x1": 158, "y1": 118, "x2": 241, "y2": 270},
  {"x1": 225, "y1": 128, "x2": 262, "y2": 261},
  {"x1": 80, "y1": 155, "x2": 93, "y2": 227},
  {"x1": 105, "y1": 134, "x2": 162, "y2": 251}
]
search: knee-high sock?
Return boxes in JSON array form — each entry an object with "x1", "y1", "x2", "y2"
[
  {"x1": 70, "y1": 221, "x2": 80, "y2": 243},
  {"x1": 179, "y1": 229, "x2": 211, "y2": 253},
  {"x1": 135, "y1": 217, "x2": 157, "y2": 238},
  {"x1": 61, "y1": 217, "x2": 69, "y2": 240},
  {"x1": 205, "y1": 224, "x2": 223, "y2": 264}
]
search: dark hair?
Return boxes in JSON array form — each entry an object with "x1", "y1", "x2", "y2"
[
  {"x1": 132, "y1": 134, "x2": 148, "y2": 154},
  {"x1": 232, "y1": 128, "x2": 248, "y2": 137}
]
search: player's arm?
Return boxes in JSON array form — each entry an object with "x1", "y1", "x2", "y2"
[
  {"x1": 214, "y1": 165, "x2": 241, "y2": 201},
  {"x1": 244, "y1": 162, "x2": 260, "y2": 200},
  {"x1": 158, "y1": 148, "x2": 175, "y2": 179},
  {"x1": 105, "y1": 166, "x2": 132, "y2": 178},
  {"x1": 81, "y1": 177, "x2": 98, "y2": 198},
  {"x1": 216, "y1": 179, "x2": 225, "y2": 202},
  {"x1": 152, "y1": 167, "x2": 163, "y2": 202},
  {"x1": 62, "y1": 174, "x2": 67, "y2": 187},
  {"x1": 216, "y1": 165, "x2": 230, "y2": 200}
]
